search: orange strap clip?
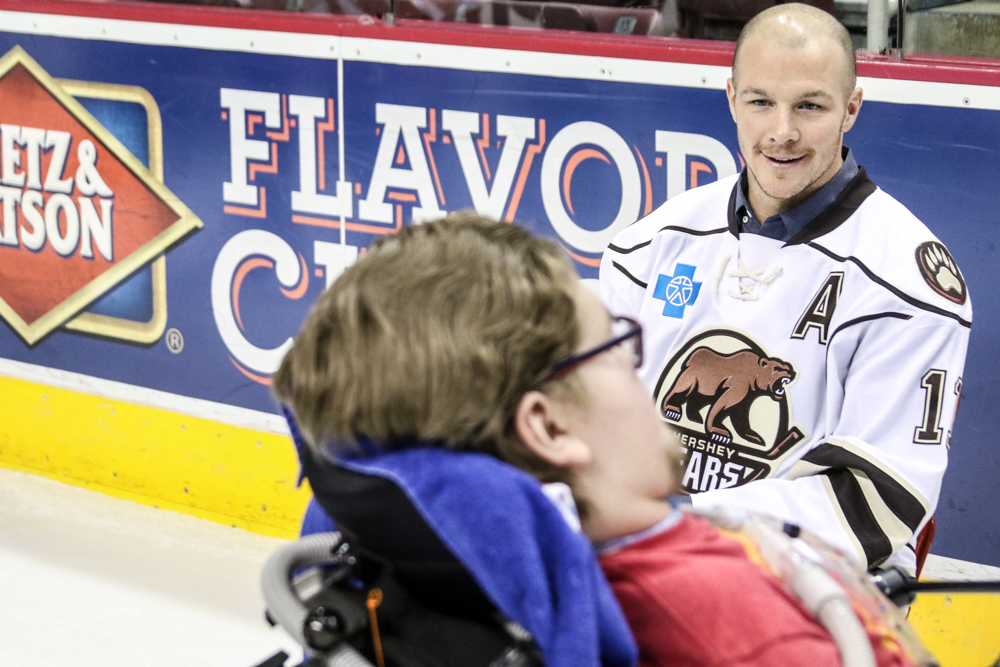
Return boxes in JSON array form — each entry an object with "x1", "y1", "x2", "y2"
[{"x1": 366, "y1": 588, "x2": 385, "y2": 667}]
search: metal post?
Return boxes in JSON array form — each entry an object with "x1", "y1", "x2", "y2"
[
  {"x1": 867, "y1": 0, "x2": 889, "y2": 53},
  {"x1": 897, "y1": 0, "x2": 905, "y2": 57}
]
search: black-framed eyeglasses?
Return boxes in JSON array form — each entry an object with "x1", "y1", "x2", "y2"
[{"x1": 541, "y1": 316, "x2": 643, "y2": 383}]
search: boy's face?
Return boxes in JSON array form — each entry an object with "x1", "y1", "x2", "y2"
[{"x1": 562, "y1": 285, "x2": 682, "y2": 503}]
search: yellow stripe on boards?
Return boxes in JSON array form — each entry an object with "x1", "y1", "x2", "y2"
[
  {"x1": 0, "y1": 375, "x2": 310, "y2": 539},
  {"x1": 909, "y1": 591, "x2": 1000, "y2": 667},
  {"x1": 4, "y1": 374, "x2": 1000, "y2": 664}
]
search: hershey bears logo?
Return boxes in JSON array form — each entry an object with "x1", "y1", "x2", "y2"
[
  {"x1": 654, "y1": 330, "x2": 807, "y2": 493},
  {"x1": 662, "y1": 348, "x2": 794, "y2": 446},
  {"x1": 916, "y1": 241, "x2": 966, "y2": 305}
]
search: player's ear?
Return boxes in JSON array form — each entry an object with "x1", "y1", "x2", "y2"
[
  {"x1": 726, "y1": 78, "x2": 738, "y2": 122},
  {"x1": 842, "y1": 86, "x2": 863, "y2": 132},
  {"x1": 515, "y1": 390, "x2": 592, "y2": 468}
]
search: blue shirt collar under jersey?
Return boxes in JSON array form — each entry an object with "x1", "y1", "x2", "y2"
[{"x1": 735, "y1": 147, "x2": 858, "y2": 242}]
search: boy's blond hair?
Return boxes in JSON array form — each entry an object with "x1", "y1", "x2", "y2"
[{"x1": 273, "y1": 212, "x2": 580, "y2": 480}]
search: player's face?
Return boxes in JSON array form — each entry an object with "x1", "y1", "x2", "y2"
[
  {"x1": 727, "y1": 35, "x2": 863, "y2": 220},
  {"x1": 565, "y1": 285, "x2": 681, "y2": 502}
]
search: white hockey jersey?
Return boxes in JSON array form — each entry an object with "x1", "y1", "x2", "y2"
[{"x1": 600, "y1": 170, "x2": 972, "y2": 569}]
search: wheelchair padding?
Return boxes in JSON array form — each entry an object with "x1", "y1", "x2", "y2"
[
  {"x1": 298, "y1": 442, "x2": 498, "y2": 621},
  {"x1": 288, "y1": 435, "x2": 638, "y2": 667}
]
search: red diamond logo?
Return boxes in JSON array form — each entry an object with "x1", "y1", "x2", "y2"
[{"x1": 0, "y1": 46, "x2": 201, "y2": 345}]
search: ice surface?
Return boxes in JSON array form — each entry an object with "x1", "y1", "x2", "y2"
[{"x1": 0, "y1": 468, "x2": 302, "y2": 667}]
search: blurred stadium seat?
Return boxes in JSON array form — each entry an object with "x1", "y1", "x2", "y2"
[
  {"x1": 677, "y1": 0, "x2": 833, "y2": 40},
  {"x1": 394, "y1": 0, "x2": 668, "y2": 35},
  {"x1": 114, "y1": 0, "x2": 677, "y2": 35}
]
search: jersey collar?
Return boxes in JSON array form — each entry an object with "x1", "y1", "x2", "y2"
[{"x1": 727, "y1": 150, "x2": 878, "y2": 245}]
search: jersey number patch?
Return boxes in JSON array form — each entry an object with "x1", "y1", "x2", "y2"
[{"x1": 914, "y1": 369, "x2": 947, "y2": 444}]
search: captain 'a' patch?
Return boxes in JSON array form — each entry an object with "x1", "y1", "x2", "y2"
[
  {"x1": 791, "y1": 272, "x2": 844, "y2": 345},
  {"x1": 916, "y1": 241, "x2": 966, "y2": 305},
  {"x1": 653, "y1": 329, "x2": 807, "y2": 493}
]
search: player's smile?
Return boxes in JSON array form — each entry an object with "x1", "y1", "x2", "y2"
[
  {"x1": 760, "y1": 151, "x2": 810, "y2": 174},
  {"x1": 763, "y1": 153, "x2": 805, "y2": 166}
]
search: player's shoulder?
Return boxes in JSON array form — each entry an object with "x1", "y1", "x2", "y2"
[
  {"x1": 607, "y1": 175, "x2": 738, "y2": 252},
  {"x1": 812, "y1": 187, "x2": 972, "y2": 321}
]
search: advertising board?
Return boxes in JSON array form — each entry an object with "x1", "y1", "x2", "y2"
[{"x1": 0, "y1": 3, "x2": 997, "y2": 577}]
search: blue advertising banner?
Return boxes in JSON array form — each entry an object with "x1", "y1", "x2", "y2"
[{"x1": 0, "y1": 8, "x2": 997, "y2": 565}]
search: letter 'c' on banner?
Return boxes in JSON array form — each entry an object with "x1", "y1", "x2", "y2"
[
  {"x1": 541, "y1": 121, "x2": 640, "y2": 255},
  {"x1": 211, "y1": 229, "x2": 301, "y2": 374}
]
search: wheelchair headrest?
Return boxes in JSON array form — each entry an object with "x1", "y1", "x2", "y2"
[{"x1": 298, "y1": 442, "x2": 497, "y2": 620}]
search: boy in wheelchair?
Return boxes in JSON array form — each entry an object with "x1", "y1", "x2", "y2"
[{"x1": 272, "y1": 213, "x2": 929, "y2": 667}]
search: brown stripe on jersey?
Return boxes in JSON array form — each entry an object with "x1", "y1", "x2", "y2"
[
  {"x1": 658, "y1": 225, "x2": 730, "y2": 237},
  {"x1": 608, "y1": 226, "x2": 730, "y2": 255},
  {"x1": 803, "y1": 444, "x2": 927, "y2": 530},
  {"x1": 612, "y1": 261, "x2": 648, "y2": 289},
  {"x1": 827, "y1": 312, "x2": 912, "y2": 345},
  {"x1": 609, "y1": 239, "x2": 653, "y2": 254},
  {"x1": 822, "y1": 468, "x2": 895, "y2": 567},
  {"x1": 802, "y1": 442, "x2": 929, "y2": 568},
  {"x1": 806, "y1": 243, "x2": 972, "y2": 329},
  {"x1": 727, "y1": 174, "x2": 743, "y2": 237},
  {"x1": 785, "y1": 168, "x2": 878, "y2": 246}
]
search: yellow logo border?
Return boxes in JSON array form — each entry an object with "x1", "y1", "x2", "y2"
[
  {"x1": 57, "y1": 79, "x2": 168, "y2": 344},
  {"x1": 0, "y1": 46, "x2": 203, "y2": 346}
]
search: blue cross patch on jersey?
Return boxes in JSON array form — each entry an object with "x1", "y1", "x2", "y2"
[{"x1": 653, "y1": 264, "x2": 702, "y2": 318}]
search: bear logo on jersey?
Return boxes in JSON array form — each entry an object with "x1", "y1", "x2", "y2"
[
  {"x1": 662, "y1": 348, "x2": 795, "y2": 446},
  {"x1": 654, "y1": 329, "x2": 807, "y2": 493},
  {"x1": 916, "y1": 241, "x2": 966, "y2": 305}
]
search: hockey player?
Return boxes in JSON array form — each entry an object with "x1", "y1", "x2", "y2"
[{"x1": 600, "y1": 3, "x2": 971, "y2": 571}]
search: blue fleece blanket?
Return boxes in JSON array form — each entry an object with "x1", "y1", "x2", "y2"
[{"x1": 292, "y1": 434, "x2": 637, "y2": 667}]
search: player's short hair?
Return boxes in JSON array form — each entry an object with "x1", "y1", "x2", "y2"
[
  {"x1": 273, "y1": 212, "x2": 581, "y2": 481},
  {"x1": 733, "y1": 3, "x2": 857, "y2": 97}
]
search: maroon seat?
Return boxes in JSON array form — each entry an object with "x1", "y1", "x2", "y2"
[
  {"x1": 461, "y1": 0, "x2": 587, "y2": 31},
  {"x1": 557, "y1": 0, "x2": 636, "y2": 9},
  {"x1": 578, "y1": 4, "x2": 668, "y2": 35},
  {"x1": 677, "y1": 0, "x2": 834, "y2": 40},
  {"x1": 299, "y1": 0, "x2": 390, "y2": 15},
  {"x1": 459, "y1": 0, "x2": 669, "y2": 34},
  {"x1": 143, "y1": 0, "x2": 391, "y2": 13},
  {"x1": 395, "y1": 0, "x2": 465, "y2": 20},
  {"x1": 139, "y1": 0, "x2": 250, "y2": 7}
]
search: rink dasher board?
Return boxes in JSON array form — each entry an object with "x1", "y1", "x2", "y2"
[{"x1": 0, "y1": 0, "x2": 996, "y2": 587}]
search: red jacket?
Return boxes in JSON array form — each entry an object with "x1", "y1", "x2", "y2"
[{"x1": 599, "y1": 514, "x2": 916, "y2": 667}]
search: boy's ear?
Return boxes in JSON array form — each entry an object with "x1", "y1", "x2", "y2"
[{"x1": 514, "y1": 390, "x2": 592, "y2": 468}]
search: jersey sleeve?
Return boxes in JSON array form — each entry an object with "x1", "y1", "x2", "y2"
[
  {"x1": 599, "y1": 244, "x2": 649, "y2": 319},
  {"x1": 692, "y1": 308, "x2": 970, "y2": 569}
]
